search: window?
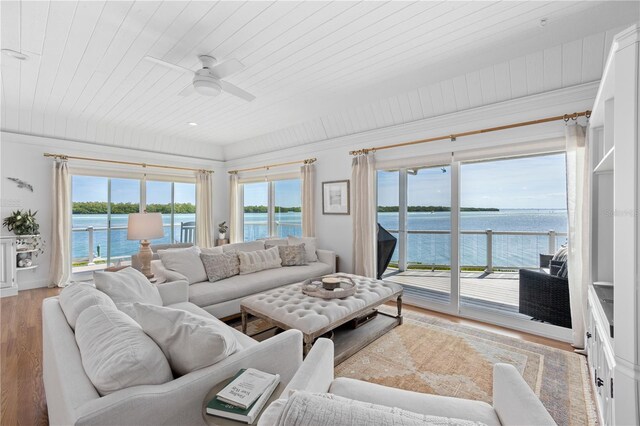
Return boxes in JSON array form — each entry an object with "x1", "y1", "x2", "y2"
[
  {"x1": 71, "y1": 175, "x2": 195, "y2": 270},
  {"x1": 241, "y1": 179, "x2": 302, "y2": 241},
  {"x1": 146, "y1": 181, "x2": 196, "y2": 244}
]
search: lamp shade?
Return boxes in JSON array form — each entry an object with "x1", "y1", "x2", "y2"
[{"x1": 127, "y1": 213, "x2": 164, "y2": 240}]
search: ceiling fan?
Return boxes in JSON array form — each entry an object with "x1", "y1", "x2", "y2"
[{"x1": 144, "y1": 55, "x2": 255, "y2": 102}]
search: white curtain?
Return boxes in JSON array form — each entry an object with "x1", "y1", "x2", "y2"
[
  {"x1": 301, "y1": 163, "x2": 315, "y2": 237},
  {"x1": 50, "y1": 159, "x2": 71, "y2": 287},
  {"x1": 566, "y1": 123, "x2": 590, "y2": 349},
  {"x1": 229, "y1": 173, "x2": 240, "y2": 243},
  {"x1": 195, "y1": 171, "x2": 214, "y2": 248},
  {"x1": 351, "y1": 153, "x2": 377, "y2": 278}
]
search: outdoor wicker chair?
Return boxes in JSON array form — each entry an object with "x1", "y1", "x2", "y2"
[{"x1": 518, "y1": 267, "x2": 572, "y2": 329}]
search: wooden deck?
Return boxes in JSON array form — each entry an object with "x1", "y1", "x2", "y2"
[{"x1": 384, "y1": 270, "x2": 526, "y2": 315}]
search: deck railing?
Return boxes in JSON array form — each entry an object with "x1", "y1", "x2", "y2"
[
  {"x1": 72, "y1": 224, "x2": 181, "y2": 265},
  {"x1": 385, "y1": 229, "x2": 567, "y2": 271}
]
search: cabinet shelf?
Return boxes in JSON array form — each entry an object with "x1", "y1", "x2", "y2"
[
  {"x1": 16, "y1": 265, "x2": 39, "y2": 271},
  {"x1": 16, "y1": 249, "x2": 38, "y2": 254},
  {"x1": 594, "y1": 147, "x2": 614, "y2": 173}
]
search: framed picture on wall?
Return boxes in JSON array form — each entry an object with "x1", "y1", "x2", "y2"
[{"x1": 322, "y1": 180, "x2": 350, "y2": 215}]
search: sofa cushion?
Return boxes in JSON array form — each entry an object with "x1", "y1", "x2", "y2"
[
  {"x1": 260, "y1": 237, "x2": 288, "y2": 246},
  {"x1": 238, "y1": 246, "x2": 282, "y2": 275},
  {"x1": 166, "y1": 302, "x2": 257, "y2": 350},
  {"x1": 287, "y1": 237, "x2": 318, "y2": 262},
  {"x1": 222, "y1": 240, "x2": 265, "y2": 253},
  {"x1": 201, "y1": 246, "x2": 224, "y2": 255},
  {"x1": 328, "y1": 377, "x2": 500, "y2": 426},
  {"x1": 94, "y1": 267, "x2": 163, "y2": 306},
  {"x1": 157, "y1": 246, "x2": 207, "y2": 284},
  {"x1": 74, "y1": 304, "x2": 172, "y2": 396},
  {"x1": 200, "y1": 252, "x2": 240, "y2": 282},
  {"x1": 59, "y1": 282, "x2": 116, "y2": 330},
  {"x1": 189, "y1": 262, "x2": 333, "y2": 308},
  {"x1": 131, "y1": 303, "x2": 238, "y2": 376},
  {"x1": 268, "y1": 244, "x2": 306, "y2": 267}
]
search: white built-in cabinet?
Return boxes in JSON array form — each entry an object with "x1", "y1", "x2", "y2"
[
  {"x1": 0, "y1": 238, "x2": 18, "y2": 297},
  {"x1": 587, "y1": 24, "x2": 639, "y2": 426}
]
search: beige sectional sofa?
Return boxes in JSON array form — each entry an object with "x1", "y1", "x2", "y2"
[{"x1": 139, "y1": 240, "x2": 336, "y2": 318}]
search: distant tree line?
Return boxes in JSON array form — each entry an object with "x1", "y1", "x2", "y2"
[
  {"x1": 73, "y1": 202, "x2": 196, "y2": 214},
  {"x1": 243, "y1": 205, "x2": 301, "y2": 213},
  {"x1": 377, "y1": 206, "x2": 499, "y2": 213}
]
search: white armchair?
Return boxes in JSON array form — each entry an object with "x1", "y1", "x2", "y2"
[{"x1": 260, "y1": 338, "x2": 556, "y2": 426}]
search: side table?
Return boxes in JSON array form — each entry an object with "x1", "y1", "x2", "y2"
[{"x1": 202, "y1": 374, "x2": 283, "y2": 425}]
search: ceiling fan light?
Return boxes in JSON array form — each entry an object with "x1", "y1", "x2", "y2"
[{"x1": 193, "y1": 79, "x2": 221, "y2": 96}]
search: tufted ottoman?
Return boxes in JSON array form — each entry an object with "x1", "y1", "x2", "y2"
[{"x1": 240, "y1": 273, "x2": 403, "y2": 356}]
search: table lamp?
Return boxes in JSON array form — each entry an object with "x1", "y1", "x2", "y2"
[{"x1": 127, "y1": 212, "x2": 164, "y2": 278}]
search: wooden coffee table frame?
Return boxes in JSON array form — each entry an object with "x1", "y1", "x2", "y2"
[{"x1": 241, "y1": 289, "x2": 403, "y2": 356}]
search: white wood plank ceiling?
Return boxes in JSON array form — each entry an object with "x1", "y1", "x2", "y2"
[{"x1": 1, "y1": 1, "x2": 638, "y2": 160}]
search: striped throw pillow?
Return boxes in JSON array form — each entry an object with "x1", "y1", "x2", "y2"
[{"x1": 238, "y1": 246, "x2": 282, "y2": 275}]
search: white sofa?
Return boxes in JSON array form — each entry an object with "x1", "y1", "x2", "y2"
[
  {"x1": 259, "y1": 339, "x2": 557, "y2": 426},
  {"x1": 42, "y1": 280, "x2": 304, "y2": 426},
  {"x1": 147, "y1": 241, "x2": 336, "y2": 318}
]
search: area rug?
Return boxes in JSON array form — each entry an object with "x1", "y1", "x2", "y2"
[{"x1": 334, "y1": 308, "x2": 597, "y2": 426}]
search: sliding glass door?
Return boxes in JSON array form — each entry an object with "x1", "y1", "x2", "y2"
[
  {"x1": 378, "y1": 151, "x2": 570, "y2": 332},
  {"x1": 458, "y1": 154, "x2": 568, "y2": 318}
]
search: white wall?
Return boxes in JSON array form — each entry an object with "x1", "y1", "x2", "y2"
[
  {"x1": 0, "y1": 132, "x2": 224, "y2": 290},
  {"x1": 223, "y1": 82, "x2": 599, "y2": 273}
]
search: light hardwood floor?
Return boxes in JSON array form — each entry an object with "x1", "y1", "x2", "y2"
[{"x1": 1, "y1": 287, "x2": 571, "y2": 426}]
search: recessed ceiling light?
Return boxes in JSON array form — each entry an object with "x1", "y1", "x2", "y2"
[
  {"x1": 188, "y1": 122, "x2": 198, "y2": 126},
  {"x1": 1, "y1": 49, "x2": 28, "y2": 61},
  {"x1": 538, "y1": 18, "x2": 548, "y2": 28}
]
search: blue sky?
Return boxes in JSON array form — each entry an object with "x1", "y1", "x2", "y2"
[
  {"x1": 72, "y1": 177, "x2": 196, "y2": 204},
  {"x1": 72, "y1": 154, "x2": 565, "y2": 209},
  {"x1": 378, "y1": 153, "x2": 567, "y2": 209}
]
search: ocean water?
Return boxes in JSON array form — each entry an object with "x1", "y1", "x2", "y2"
[
  {"x1": 72, "y1": 210, "x2": 566, "y2": 268},
  {"x1": 378, "y1": 209, "x2": 567, "y2": 268},
  {"x1": 72, "y1": 214, "x2": 196, "y2": 262}
]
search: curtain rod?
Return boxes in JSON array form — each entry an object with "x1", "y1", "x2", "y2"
[
  {"x1": 349, "y1": 110, "x2": 591, "y2": 156},
  {"x1": 228, "y1": 157, "x2": 316, "y2": 174},
  {"x1": 43, "y1": 153, "x2": 213, "y2": 174}
]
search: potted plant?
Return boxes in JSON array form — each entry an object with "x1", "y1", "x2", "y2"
[
  {"x1": 2, "y1": 209, "x2": 40, "y2": 235},
  {"x1": 218, "y1": 221, "x2": 228, "y2": 240}
]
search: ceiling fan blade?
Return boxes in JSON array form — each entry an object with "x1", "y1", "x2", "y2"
[
  {"x1": 210, "y1": 58, "x2": 245, "y2": 79},
  {"x1": 144, "y1": 56, "x2": 193, "y2": 75},
  {"x1": 220, "y1": 81, "x2": 255, "y2": 102},
  {"x1": 178, "y1": 84, "x2": 195, "y2": 97}
]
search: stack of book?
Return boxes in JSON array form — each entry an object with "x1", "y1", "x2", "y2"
[{"x1": 206, "y1": 368, "x2": 280, "y2": 424}]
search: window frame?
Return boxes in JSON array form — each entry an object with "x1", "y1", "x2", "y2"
[
  {"x1": 70, "y1": 171, "x2": 196, "y2": 271},
  {"x1": 239, "y1": 175, "x2": 302, "y2": 241}
]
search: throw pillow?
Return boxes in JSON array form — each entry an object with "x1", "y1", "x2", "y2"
[
  {"x1": 131, "y1": 303, "x2": 238, "y2": 376},
  {"x1": 222, "y1": 240, "x2": 265, "y2": 253},
  {"x1": 287, "y1": 236, "x2": 318, "y2": 262},
  {"x1": 275, "y1": 391, "x2": 483, "y2": 426},
  {"x1": 267, "y1": 243, "x2": 306, "y2": 266},
  {"x1": 59, "y1": 282, "x2": 116, "y2": 330},
  {"x1": 94, "y1": 267, "x2": 163, "y2": 306},
  {"x1": 75, "y1": 304, "x2": 172, "y2": 396},
  {"x1": 557, "y1": 261, "x2": 568, "y2": 279},
  {"x1": 200, "y1": 252, "x2": 240, "y2": 282},
  {"x1": 552, "y1": 245, "x2": 568, "y2": 262},
  {"x1": 157, "y1": 246, "x2": 207, "y2": 284},
  {"x1": 238, "y1": 246, "x2": 282, "y2": 275}
]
